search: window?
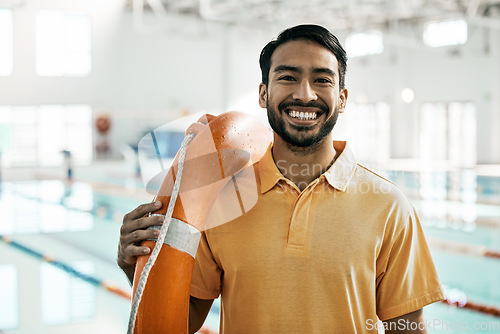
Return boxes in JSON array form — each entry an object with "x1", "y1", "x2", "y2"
[
  {"x1": 0, "y1": 8, "x2": 14, "y2": 76},
  {"x1": 334, "y1": 102, "x2": 390, "y2": 165},
  {"x1": 418, "y1": 102, "x2": 477, "y2": 226},
  {"x1": 448, "y1": 102, "x2": 476, "y2": 167},
  {"x1": 423, "y1": 19, "x2": 468, "y2": 47},
  {"x1": 419, "y1": 102, "x2": 476, "y2": 167},
  {"x1": 345, "y1": 31, "x2": 384, "y2": 57},
  {"x1": 36, "y1": 10, "x2": 92, "y2": 76},
  {"x1": 0, "y1": 105, "x2": 93, "y2": 167},
  {"x1": 9, "y1": 106, "x2": 38, "y2": 166},
  {"x1": 420, "y1": 103, "x2": 447, "y2": 161},
  {"x1": 38, "y1": 105, "x2": 93, "y2": 165}
]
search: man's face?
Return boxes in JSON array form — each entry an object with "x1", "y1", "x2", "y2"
[{"x1": 259, "y1": 40, "x2": 348, "y2": 148}]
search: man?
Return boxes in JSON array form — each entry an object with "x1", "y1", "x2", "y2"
[{"x1": 118, "y1": 24, "x2": 444, "y2": 333}]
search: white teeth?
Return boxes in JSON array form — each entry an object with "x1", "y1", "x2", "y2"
[{"x1": 288, "y1": 110, "x2": 317, "y2": 120}]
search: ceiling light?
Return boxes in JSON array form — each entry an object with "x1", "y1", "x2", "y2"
[
  {"x1": 345, "y1": 31, "x2": 384, "y2": 57},
  {"x1": 423, "y1": 19, "x2": 468, "y2": 47},
  {"x1": 401, "y1": 88, "x2": 415, "y2": 104}
]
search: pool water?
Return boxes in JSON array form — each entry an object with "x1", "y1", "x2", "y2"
[{"x1": 0, "y1": 169, "x2": 499, "y2": 333}]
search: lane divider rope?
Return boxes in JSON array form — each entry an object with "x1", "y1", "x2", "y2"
[
  {"x1": 0, "y1": 235, "x2": 131, "y2": 300},
  {"x1": 442, "y1": 299, "x2": 500, "y2": 317},
  {"x1": 428, "y1": 238, "x2": 500, "y2": 260}
]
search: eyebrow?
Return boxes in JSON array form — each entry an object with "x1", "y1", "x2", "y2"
[
  {"x1": 312, "y1": 67, "x2": 337, "y2": 78},
  {"x1": 273, "y1": 65, "x2": 302, "y2": 73},
  {"x1": 273, "y1": 65, "x2": 337, "y2": 78}
]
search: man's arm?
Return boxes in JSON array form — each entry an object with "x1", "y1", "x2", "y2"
[
  {"x1": 383, "y1": 308, "x2": 427, "y2": 334},
  {"x1": 189, "y1": 297, "x2": 214, "y2": 333}
]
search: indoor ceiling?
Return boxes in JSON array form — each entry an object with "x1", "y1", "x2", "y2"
[{"x1": 128, "y1": 0, "x2": 500, "y2": 31}]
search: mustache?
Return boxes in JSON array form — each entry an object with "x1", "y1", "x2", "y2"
[{"x1": 278, "y1": 100, "x2": 329, "y2": 113}]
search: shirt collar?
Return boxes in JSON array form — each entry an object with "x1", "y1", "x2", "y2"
[
  {"x1": 258, "y1": 141, "x2": 357, "y2": 193},
  {"x1": 323, "y1": 141, "x2": 357, "y2": 192},
  {"x1": 259, "y1": 143, "x2": 286, "y2": 194}
]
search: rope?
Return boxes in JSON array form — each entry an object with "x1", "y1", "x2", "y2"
[
  {"x1": 428, "y1": 238, "x2": 500, "y2": 260},
  {"x1": 0, "y1": 235, "x2": 131, "y2": 300},
  {"x1": 442, "y1": 300, "x2": 500, "y2": 317},
  {"x1": 127, "y1": 132, "x2": 195, "y2": 334}
]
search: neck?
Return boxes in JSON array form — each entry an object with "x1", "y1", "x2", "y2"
[{"x1": 272, "y1": 134, "x2": 336, "y2": 191}]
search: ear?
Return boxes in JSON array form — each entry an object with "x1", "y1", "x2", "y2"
[
  {"x1": 258, "y1": 83, "x2": 267, "y2": 109},
  {"x1": 339, "y1": 88, "x2": 348, "y2": 113}
]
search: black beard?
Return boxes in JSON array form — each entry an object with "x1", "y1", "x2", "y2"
[{"x1": 267, "y1": 100, "x2": 339, "y2": 148}]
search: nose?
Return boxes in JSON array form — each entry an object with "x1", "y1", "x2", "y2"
[{"x1": 292, "y1": 80, "x2": 317, "y2": 103}]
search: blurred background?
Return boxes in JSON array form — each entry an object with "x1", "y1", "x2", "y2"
[{"x1": 0, "y1": 0, "x2": 499, "y2": 333}]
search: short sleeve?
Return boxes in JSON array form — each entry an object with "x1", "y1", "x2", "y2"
[
  {"x1": 376, "y1": 208, "x2": 445, "y2": 320},
  {"x1": 190, "y1": 231, "x2": 222, "y2": 300}
]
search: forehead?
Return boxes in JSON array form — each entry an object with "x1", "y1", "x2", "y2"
[{"x1": 270, "y1": 39, "x2": 339, "y2": 74}]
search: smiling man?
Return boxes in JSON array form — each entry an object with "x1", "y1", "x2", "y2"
[
  {"x1": 118, "y1": 24, "x2": 444, "y2": 333},
  {"x1": 260, "y1": 35, "x2": 347, "y2": 191}
]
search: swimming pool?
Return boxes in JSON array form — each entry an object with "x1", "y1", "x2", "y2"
[{"x1": 0, "y1": 170, "x2": 499, "y2": 333}]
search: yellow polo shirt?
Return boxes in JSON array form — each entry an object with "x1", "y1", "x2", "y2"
[{"x1": 191, "y1": 141, "x2": 444, "y2": 333}]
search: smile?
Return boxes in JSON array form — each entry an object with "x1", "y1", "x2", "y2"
[{"x1": 288, "y1": 110, "x2": 318, "y2": 121}]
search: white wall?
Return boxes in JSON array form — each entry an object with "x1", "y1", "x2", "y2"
[
  {"x1": 0, "y1": 0, "x2": 228, "y2": 157},
  {"x1": 339, "y1": 23, "x2": 497, "y2": 163},
  {"x1": 1, "y1": 0, "x2": 499, "y2": 163}
]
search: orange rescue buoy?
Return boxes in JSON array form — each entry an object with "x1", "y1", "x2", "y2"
[{"x1": 131, "y1": 111, "x2": 272, "y2": 333}]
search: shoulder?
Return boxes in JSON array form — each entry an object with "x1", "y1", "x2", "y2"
[{"x1": 348, "y1": 164, "x2": 415, "y2": 219}]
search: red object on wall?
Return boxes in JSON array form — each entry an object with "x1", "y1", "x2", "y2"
[{"x1": 95, "y1": 114, "x2": 111, "y2": 134}]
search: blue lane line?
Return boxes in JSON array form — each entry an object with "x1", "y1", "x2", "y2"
[
  {"x1": 0, "y1": 235, "x2": 127, "y2": 298},
  {"x1": 1, "y1": 235, "x2": 101, "y2": 286}
]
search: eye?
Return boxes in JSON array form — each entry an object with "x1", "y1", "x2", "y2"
[
  {"x1": 278, "y1": 75, "x2": 296, "y2": 81},
  {"x1": 315, "y1": 78, "x2": 332, "y2": 84}
]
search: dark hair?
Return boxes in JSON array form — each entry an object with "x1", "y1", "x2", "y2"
[{"x1": 259, "y1": 24, "x2": 348, "y2": 89}]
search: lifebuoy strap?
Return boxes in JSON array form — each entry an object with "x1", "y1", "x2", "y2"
[{"x1": 148, "y1": 215, "x2": 201, "y2": 258}]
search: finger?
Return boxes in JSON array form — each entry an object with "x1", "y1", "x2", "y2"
[
  {"x1": 124, "y1": 201, "x2": 161, "y2": 222},
  {"x1": 124, "y1": 244, "x2": 152, "y2": 258},
  {"x1": 118, "y1": 244, "x2": 147, "y2": 265},
  {"x1": 135, "y1": 214, "x2": 165, "y2": 229},
  {"x1": 121, "y1": 214, "x2": 164, "y2": 235},
  {"x1": 125, "y1": 229, "x2": 161, "y2": 256},
  {"x1": 121, "y1": 228, "x2": 160, "y2": 249}
]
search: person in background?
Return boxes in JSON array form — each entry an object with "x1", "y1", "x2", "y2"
[{"x1": 61, "y1": 150, "x2": 72, "y2": 181}]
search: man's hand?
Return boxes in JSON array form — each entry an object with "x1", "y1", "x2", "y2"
[{"x1": 117, "y1": 201, "x2": 164, "y2": 284}]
